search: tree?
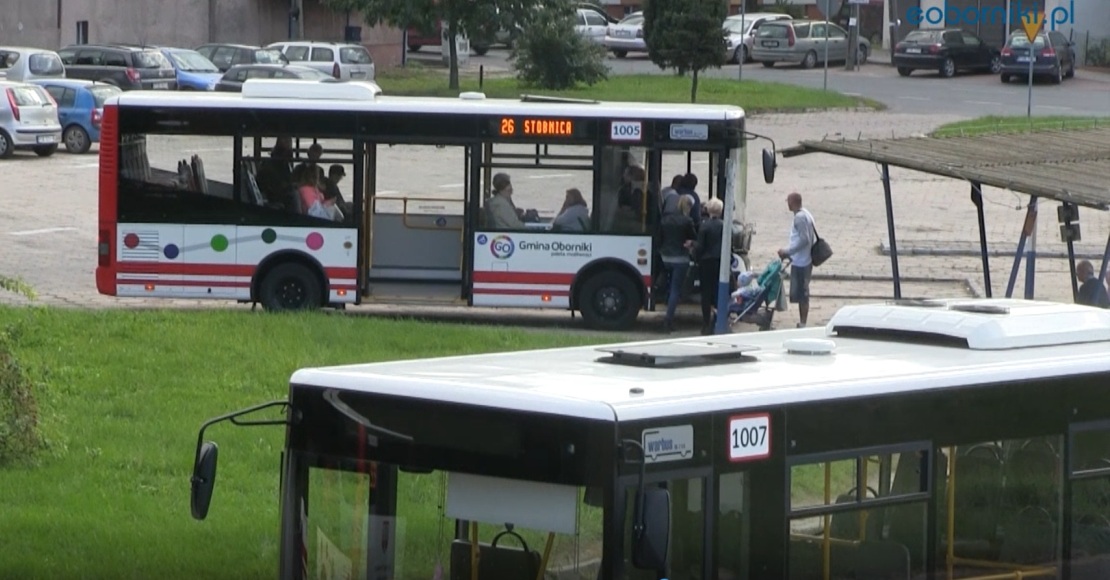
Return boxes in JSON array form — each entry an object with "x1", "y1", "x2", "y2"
[
  {"x1": 642, "y1": 0, "x2": 729, "y2": 102},
  {"x1": 510, "y1": 0, "x2": 608, "y2": 90},
  {"x1": 326, "y1": 0, "x2": 542, "y2": 90}
]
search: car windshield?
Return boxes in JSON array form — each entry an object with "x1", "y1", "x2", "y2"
[
  {"x1": 339, "y1": 46, "x2": 373, "y2": 64},
  {"x1": 89, "y1": 84, "x2": 122, "y2": 107},
  {"x1": 757, "y1": 24, "x2": 789, "y2": 38},
  {"x1": 293, "y1": 68, "x2": 332, "y2": 79},
  {"x1": 29, "y1": 53, "x2": 65, "y2": 75},
  {"x1": 723, "y1": 19, "x2": 749, "y2": 34},
  {"x1": 904, "y1": 30, "x2": 940, "y2": 42},
  {"x1": 619, "y1": 14, "x2": 643, "y2": 25},
  {"x1": 7, "y1": 86, "x2": 49, "y2": 106},
  {"x1": 168, "y1": 50, "x2": 218, "y2": 72},
  {"x1": 254, "y1": 49, "x2": 288, "y2": 64},
  {"x1": 1008, "y1": 34, "x2": 1047, "y2": 47},
  {"x1": 134, "y1": 50, "x2": 171, "y2": 69}
]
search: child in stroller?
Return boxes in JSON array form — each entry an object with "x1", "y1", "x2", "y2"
[{"x1": 726, "y1": 258, "x2": 788, "y2": 331}]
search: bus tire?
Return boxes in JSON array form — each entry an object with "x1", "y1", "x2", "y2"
[
  {"x1": 578, "y1": 271, "x2": 640, "y2": 331},
  {"x1": 259, "y1": 262, "x2": 323, "y2": 312}
]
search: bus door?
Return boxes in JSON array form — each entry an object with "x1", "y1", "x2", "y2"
[
  {"x1": 1067, "y1": 421, "x2": 1110, "y2": 578},
  {"x1": 362, "y1": 141, "x2": 472, "y2": 305},
  {"x1": 615, "y1": 466, "x2": 713, "y2": 580}
]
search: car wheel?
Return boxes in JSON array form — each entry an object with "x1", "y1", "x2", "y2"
[
  {"x1": 63, "y1": 125, "x2": 91, "y2": 154},
  {"x1": 939, "y1": 57, "x2": 955, "y2": 78},
  {"x1": 1066, "y1": 59, "x2": 1075, "y2": 78},
  {"x1": 1000, "y1": 73, "x2": 1010, "y2": 83},
  {"x1": 1052, "y1": 65, "x2": 1062, "y2": 84},
  {"x1": 761, "y1": 60, "x2": 775, "y2": 68},
  {"x1": 857, "y1": 44, "x2": 868, "y2": 65},
  {"x1": 802, "y1": 50, "x2": 818, "y2": 69},
  {"x1": 33, "y1": 144, "x2": 58, "y2": 157},
  {"x1": 0, "y1": 129, "x2": 12, "y2": 159},
  {"x1": 407, "y1": 44, "x2": 420, "y2": 52},
  {"x1": 612, "y1": 49, "x2": 627, "y2": 58},
  {"x1": 472, "y1": 45, "x2": 489, "y2": 56},
  {"x1": 259, "y1": 262, "x2": 323, "y2": 312},
  {"x1": 732, "y1": 46, "x2": 745, "y2": 64},
  {"x1": 988, "y1": 55, "x2": 1001, "y2": 74},
  {"x1": 897, "y1": 67, "x2": 912, "y2": 77},
  {"x1": 577, "y1": 271, "x2": 641, "y2": 331}
]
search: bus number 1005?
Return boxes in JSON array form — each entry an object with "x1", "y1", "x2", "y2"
[{"x1": 729, "y1": 414, "x2": 770, "y2": 462}]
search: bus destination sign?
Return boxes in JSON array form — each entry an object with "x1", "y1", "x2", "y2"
[{"x1": 498, "y1": 117, "x2": 576, "y2": 138}]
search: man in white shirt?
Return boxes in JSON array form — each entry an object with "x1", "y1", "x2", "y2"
[{"x1": 777, "y1": 192, "x2": 816, "y2": 328}]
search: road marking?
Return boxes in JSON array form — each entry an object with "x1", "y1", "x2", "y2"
[
  {"x1": 70, "y1": 162, "x2": 100, "y2": 168},
  {"x1": 1037, "y1": 105, "x2": 1073, "y2": 110},
  {"x1": 527, "y1": 173, "x2": 573, "y2": 179},
  {"x1": 376, "y1": 190, "x2": 399, "y2": 195},
  {"x1": 964, "y1": 100, "x2": 1002, "y2": 105},
  {"x1": 842, "y1": 92, "x2": 862, "y2": 96},
  {"x1": 898, "y1": 96, "x2": 929, "y2": 101},
  {"x1": 10, "y1": 227, "x2": 79, "y2": 236},
  {"x1": 438, "y1": 183, "x2": 465, "y2": 188}
]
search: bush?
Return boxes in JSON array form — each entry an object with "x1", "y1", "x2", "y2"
[
  {"x1": 0, "y1": 325, "x2": 46, "y2": 466},
  {"x1": 509, "y1": 1, "x2": 609, "y2": 90}
]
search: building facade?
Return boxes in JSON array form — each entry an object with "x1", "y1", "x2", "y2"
[{"x1": 1, "y1": 0, "x2": 404, "y2": 69}]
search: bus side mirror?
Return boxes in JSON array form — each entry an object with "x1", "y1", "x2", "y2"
[
  {"x1": 190, "y1": 441, "x2": 219, "y2": 520},
  {"x1": 631, "y1": 487, "x2": 671, "y2": 571},
  {"x1": 762, "y1": 148, "x2": 776, "y2": 183}
]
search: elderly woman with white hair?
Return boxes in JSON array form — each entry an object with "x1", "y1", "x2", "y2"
[{"x1": 693, "y1": 197, "x2": 726, "y2": 334}]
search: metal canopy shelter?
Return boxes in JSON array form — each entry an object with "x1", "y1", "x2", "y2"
[{"x1": 782, "y1": 127, "x2": 1110, "y2": 302}]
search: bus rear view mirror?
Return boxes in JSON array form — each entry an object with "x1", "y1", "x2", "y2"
[
  {"x1": 631, "y1": 486, "x2": 671, "y2": 572},
  {"x1": 762, "y1": 148, "x2": 776, "y2": 184},
  {"x1": 190, "y1": 441, "x2": 219, "y2": 520}
]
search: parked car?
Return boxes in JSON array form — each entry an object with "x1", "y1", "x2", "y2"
[
  {"x1": 604, "y1": 11, "x2": 646, "y2": 58},
  {"x1": 56, "y1": 44, "x2": 177, "y2": 90},
  {"x1": 29, "y1": 79, "x2": 120, "y2": 154},
  {"x1": 751, "y1": 20, "x2": 869, "y2": 68},
  {"x1": 577, "y1": 2, "x2": 618, "y2": 25},
  {"x1": 0, "y1": 80, "x2": 62, "y2": 158},
  {"x1": 723, "y1": 13, "x2": 793, "y2": 63},
  {"x1": 574, "y1": 8, "x2": 611, "y2": 44},
  {"x1": 893, "y1": 29, "x2": 1001, "y2": 78},
  {"x1": 0, "y1": 46, "x2": 66, "y2": 81},
  {"x1": 159, "y1": 47, "x2": 222, "y2": 90},
  {"x1": 194, "y1": 43, "x2": 288, "y2": 73},
  {"x1": 1000, "y1": 30, "x2": 1076, "y2": 84},
  {"x1": 212, "y1": 64, "x2": 332, "y2": 92},
  {"x1": 405, "y1": 20, "x2": 512, "y2": 55},
  {"x1": 265, "y1": 41, "x2": 375, "y2": 81}
]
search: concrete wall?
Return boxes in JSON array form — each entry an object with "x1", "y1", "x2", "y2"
[
  {"x1": 0, "y1": 0, "x2": 402, "y2": 69},
  {"x1": 1052, "y1": 0, "x2": 1110, "y2": 65}
]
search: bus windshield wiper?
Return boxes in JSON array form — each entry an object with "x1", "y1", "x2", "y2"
[{"x1": 323, "y1": 389, "x2": 414, "y2": 446}]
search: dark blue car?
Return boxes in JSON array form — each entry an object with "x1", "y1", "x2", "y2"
[
  {"x1": 159, "y1": 47, "x2": 222, "y2": 91},
  {"x1": 30, "y1": 78, "x2": 121, "y2": 153}
]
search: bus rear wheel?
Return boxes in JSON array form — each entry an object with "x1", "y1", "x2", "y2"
[
  {"x1": 578, "y1": 271, "x2": 640, "y2": 331},
  {"x1": 259, "y1": 262, "x2": 322, "y2": 312}
]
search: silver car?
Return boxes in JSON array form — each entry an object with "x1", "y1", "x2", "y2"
[
  {"x1": 750, "y1": 19, "x2": 870, "y2": 68},
  {"x1": 723, "y1": 13, "x2": 793, "y2": 63},
  {"x1": 0, "y1": 80, "x2": 63, "y2": 158},
  {"x1": 604, "y1": 11, "x2": 646, "y2": 58},
  {"x1": 266, "y1": 41, "x2": 376, "y2": 81},
  {"x1": 0, "y1": 46, "x2": 66, "y2": 82}
]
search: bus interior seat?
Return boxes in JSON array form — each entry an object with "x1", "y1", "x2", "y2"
[
  {"x1": 1071, "y1": 554, "x2": 1110, "y2": 579},
  {"x1": 854, "y1": 540, "x2": 911, "y2": 580},
  {"x1": 240, "y1": 159, "x2": 265, "y2": 206},
  {"x1": 1074, "y1": 513, "x2": 1110, "y2": 557},
  {"x1": 788, "y1": 537, "x2": 858, "y2": 579},
  {"x1": 449, "y1": 527, "x2": 541, "y2": 580},
  {"x1": 882, "y1": 451, "x2": 936, "y2": 568},
  {"x1": 997, "y1": 505, "x2": 1056, "y2": 566},
  {"x1": 830, "y1": 487, "x2": 880, "y2": 542},
  {"x1": 1004, "y1": 439, "x2": 1059, "y2": 510},
  {"x1": 952, "y1": 444, "x2": 1004, "y2": 545}
]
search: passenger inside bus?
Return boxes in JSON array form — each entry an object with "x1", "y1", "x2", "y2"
[
  {"x1": 293, "y1": 142, "x2": 325, "y2": 188},
  {"x1": 483, "y1": 172, "x2": 526, "y2": 230},
  {"x1": 293, "y1": 164, "x2": 341, "y2": 221},
  {"x1": 255, "y1": 137, "x2": 295, "y2": 209},
  {"x1": 323, "y1": 164, "x2": 353, "y2": 217},
  {"x1": 552, "y1": 188, "x2": 589, "y2": 232}
]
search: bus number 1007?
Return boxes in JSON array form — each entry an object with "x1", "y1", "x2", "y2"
[{"x1": 729, "y1": 414, "x2": 770, "y2": 462}]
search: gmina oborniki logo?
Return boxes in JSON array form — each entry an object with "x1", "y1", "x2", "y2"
[{"x1": 907, "y1": 0, "x2": 1074, "y2": 30}]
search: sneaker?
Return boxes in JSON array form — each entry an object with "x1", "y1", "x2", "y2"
[{"x1": 796, "y1": 322, "x2": 806, "y2": 329}]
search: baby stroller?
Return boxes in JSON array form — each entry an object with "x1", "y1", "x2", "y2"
[{"x1": 727, "y1": 258, "x2": 788, "y2": 331}]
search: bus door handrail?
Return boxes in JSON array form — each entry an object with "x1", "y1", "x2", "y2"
[{"x1": 372, "y1": 195, "x2": 465, "y2": 232}]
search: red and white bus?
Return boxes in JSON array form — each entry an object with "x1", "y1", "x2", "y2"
[{"x1": 95, "y1": 79, "x2": 774, "y2": 330}]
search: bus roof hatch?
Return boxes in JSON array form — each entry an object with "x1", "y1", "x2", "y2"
[
  {"x1": 241, "y1": 78, "x2": 382, "y2": 101},
  {"x1": 827, "y1": 298, "x2": 1110, "y2": 350},
  {"x1": 597, "y1": 340, "x2": 760, "y2": 368}
]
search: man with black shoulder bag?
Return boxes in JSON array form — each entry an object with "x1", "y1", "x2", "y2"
[{"x1": 778, "y1": 192, "x2": 830, "y2": 328}]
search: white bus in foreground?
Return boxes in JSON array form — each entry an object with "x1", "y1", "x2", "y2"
[
  {"x1": 96, "y1": 79, "x2": 777, "y2": 331},
  {"x1": 190, "y1": 298, "x2": 1110, "y2": 579}
]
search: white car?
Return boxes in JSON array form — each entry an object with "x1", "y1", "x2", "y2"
[
  {"x1": 0, "y1": 80, "x2": 62, "y2": 158},
  {"x1": 574, "y1": 8, "x2": 610, "y2": 44},
  {"x1": 0, "y1": 46, "x2": 66, "y2": 82},
  {"x1": 266, "y1": 41, "x2": 375, "y2": 81},
  {"x1": 604, "y1": 11, "x2": 646, "y2": 58},
  {"x1": 723, "y1": 13, "x2": 793, "y2": 63}
]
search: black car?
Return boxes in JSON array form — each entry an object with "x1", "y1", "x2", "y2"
[
  {"x1": 195, "y1": 43, "x2": 289, "y2": 73},
  {"x1": 1000, "y1": 30, "x2": 1076, "y2": 84},
  {"x1": 213, "y1": 64, "x2": 332, "y2": 92},
  {"x1": 56, "y1": 43, "x2": 178, "y2": 90},
  {"x1": 893, "y1": 29, "x2": 1001, "y2": 78}
]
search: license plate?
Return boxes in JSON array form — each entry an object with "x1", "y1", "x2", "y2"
[
  {"x1": 1017, "y1": 56, "x2": 1032, "y2": 62},
  {"x1": 761, "y1": 40, "x2": 780, "y2": 47},
  {"x1": 153, "y1": 82, "x2": 169, "y2": 89},
  {"x1": 617, "y1": 30, "x2": 631, "y2": 37},
  {"x1": 906, "y1": 47, "x2": 921, "y2": 53},
  {"x1": 37, "y1": 134, "x2": 55, "y2": 144},
  {"x1": 350, "y1": 71, "x2": 365, "y2": 78}
]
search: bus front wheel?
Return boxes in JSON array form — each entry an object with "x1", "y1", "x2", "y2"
[
  {"x1": 259, "y1": 262, "x2": 322, "y2": 312},
  {"x1": 578, "y1": 271, "x2": 640, "y2": 331}
]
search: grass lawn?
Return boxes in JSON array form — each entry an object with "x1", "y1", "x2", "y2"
[
  {"x1": 0, "y1": 307, "x2": 616, "y2": 579},
  {"x1": 930, "y1": 115, "x2": 1109, "y2": 137},
  {"x1": 375, "y1": 64, "x2": 881, "y2": 112}
]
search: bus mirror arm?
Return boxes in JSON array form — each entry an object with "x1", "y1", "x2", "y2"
[
  {"x1": 743, "y1": 131, "x2": 778, "y2": 184},
  {"x1": 190, "y1": 400, "x2": 294, "y2": 521},
  {"x1": 621, "y1": 439, "x2": 671, "y2": 576},
  {"x1": 323, "y1": 388, "x2": 415, "y2": 447}
]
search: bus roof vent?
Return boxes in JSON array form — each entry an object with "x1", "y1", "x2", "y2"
[
  {"x1": 520, "y1": 94, "x2": 600, "y2": 104},
  {"x1": 597, "y1": 339, "x2": 760, "y2": 368},
  {"x1": 459, "y1": 91, "x2": 486, "y2": 100},
  {"x1": 827, "y1": 298, "x2": 1110, "y2": 350},
  {"x1": 241, "y1": 78, "x2": 382, "y2": 100}
]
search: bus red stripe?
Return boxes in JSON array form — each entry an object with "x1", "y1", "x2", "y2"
[
  {"x1": 117, "y1": 279, "x2": 251, "y2": 288},
  {"x1": 472, "y1": 271, "x2": 575, "y2": 285},
  {"x1": 473, "y1": 288, "x2": 571, "y2": 297},
  {"x1": 116, "y1": 262, "x2": 357, "y2": 279}
]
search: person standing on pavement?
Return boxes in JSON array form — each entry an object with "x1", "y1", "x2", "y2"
[
  {"x1": 777, "y1": 192, "x2": 816, "y2": 328},
  {"x1": 694, "y1": 198, "x2": 725, "y2": 335},
  {"x1": 660, "y1": 195, "x2": 697, "y2": 333},
  {"x1": 1075, "y1": 260, "x2": 1110, "y2": 308}
]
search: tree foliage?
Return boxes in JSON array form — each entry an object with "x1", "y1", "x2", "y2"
[
  {"x1": 642, "y1": 0, "x2": 729, "y2": 102},
  {"x1": 509, "y1": 0, "x2": 609, "y2": 90},
  {"x1": 326, "y1": 0, "x2": 543, "y2": 89}
]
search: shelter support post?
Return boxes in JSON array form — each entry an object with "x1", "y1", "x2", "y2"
[
  {"x1": 880, "y1": 163, "x2": 901, "y2": 299},
  {"x1": 1005, "y1": 197, "x2": 1038, "y2": 298},
  {"x1": 1024, "y1": 197, "x2": 1038, "y2": 299},
  {"x1": 1100, "y1": 229, "x2": 1110, "y2": 287},
  {"x1": 970, "y1": 182, "x2": 991, "y2": 297},
  {"x1": 1063, "y1": 203, "x2": 1079, "y2": 302}
]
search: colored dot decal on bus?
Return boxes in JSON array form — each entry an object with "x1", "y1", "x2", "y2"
[
  {"x1": 261, "y1": 228, "x2": 277, "y2": 244},
  {"x1": 210, "y1": 234, "x2": 229, "y2": 252},
  {"x1": 343, "y1": 241, "x2": 352, "y2": 250},
  {"x1": 164, "y1": 244, "x2": 180, "y2": 260},
  {"x1": 123, "y1": 233, "x2": 140, "y2": 249},
  {"x1": 306, "y1": 232, "x2": 324, "y2": 251}
]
